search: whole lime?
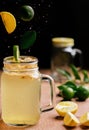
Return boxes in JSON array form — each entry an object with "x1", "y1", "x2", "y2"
[
  {"x1": 19, "y1": 5, "x2": 34, "y2": 21},
  {"x1": 76, "y1": 86, "x2": 89, "y2": 101},
  {"x1": 65, "y1": 81, "x2": 77, "y2": 91},
  {"x1": 62, "y1": 86, "x2": 75, "y2": 100}
]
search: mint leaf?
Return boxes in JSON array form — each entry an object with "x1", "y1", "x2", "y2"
[
  {"x1": 82, "y1": 70, "x2": 89, "y2": 83},
  {"x1": 70, "y1": 64, "x2": 81, "y2": 80},
  {"x1": 64, "y1": 81, "x2": 77, "y2": 91},
  {"x1": 57, "y1": 68, "x2": 71, "y2": 80}
]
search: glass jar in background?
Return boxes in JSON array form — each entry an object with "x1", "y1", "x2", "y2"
[{"x1": 51, "y1": 37, "x2": 83, "y2": 82}]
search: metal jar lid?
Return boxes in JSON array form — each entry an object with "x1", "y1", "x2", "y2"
[{"x1": 52, "y1": 37, "x2": 74, "y2": 47}]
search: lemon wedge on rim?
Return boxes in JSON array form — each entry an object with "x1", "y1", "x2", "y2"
[
  {"x1": 55, "y1": 101, "x2": 78, "y2": 117},
  {"x1": 80, "y1": 112, "x2": 89, "y2": 126},
  {"x1": 64, "y1": 112, "x2": 80, "y2": 127},
  {"x1": 0, "y1": 11, "x2": 16, "y2": 34}
]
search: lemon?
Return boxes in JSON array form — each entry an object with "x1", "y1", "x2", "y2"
[
  {"x1": 0, "y1": 11, "x2": 16, "y2": 34},
  {"x1": 80, "y1": 112, "x2": 89, "y2": 126},
  {"x1": 55, "y1": 101, "x2": 78, "y2": 117},
  {"x1": 64, "y1": 112, "x2": 80, "y2": 127}
]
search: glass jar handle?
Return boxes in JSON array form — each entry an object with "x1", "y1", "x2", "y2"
[
  {"x1": 72, "y1": 48, "x2": 83, "y2": 68},
  {"x1": 73, "y1": 48, "x2": 82, "y2": 55},
  {"x1": 41, "y1": 74, "x2": 55, "y2": 112}
]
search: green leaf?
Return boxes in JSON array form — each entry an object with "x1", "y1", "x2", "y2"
[
  {"x1": 82, "y1": 70, "x2": 89, "y2": 83},
  {"x1": 70, "y1": 64, "x2": 81, "y2": 80},
  {"x1": 57, "y1": 84, "x2": 67, "y2": 96},
  {"x1": 58, "y1": 84, "x2": 67, "y2": 91},
  {"x1": 20, "y1": 30, "x2": 36, "y2": 49},
  {"x1": 64, "y1": 81, "x2": 77, "y2": 91},
  {"x1": 57, "y1": 68, "x2": 71, "y2": 80}
]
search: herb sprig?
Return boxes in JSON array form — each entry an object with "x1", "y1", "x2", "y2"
[
  {"x1": 57, "y1": 64, "x2": 89, "y2": 101},
  {"x1": 57, "y1": 64, "x2": 89, "y2": 84}
]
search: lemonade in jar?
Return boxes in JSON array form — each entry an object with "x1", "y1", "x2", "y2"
[{"x1": 1, "y1": 54, "x2": 55, "y2": 126}]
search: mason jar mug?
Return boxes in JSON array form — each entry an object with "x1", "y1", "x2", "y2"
[{"x1": 1, "y1": 56, "x2": 55, "y2": 127}]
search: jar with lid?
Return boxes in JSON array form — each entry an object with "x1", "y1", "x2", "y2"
[{"x1": 51, "y1": 37, "x2": 83, "y2": 82}]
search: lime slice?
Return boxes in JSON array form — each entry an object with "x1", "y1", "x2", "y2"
[
  {"x1": 13, "y1": 45, "x2": 20, "y2": 62},
  {"x1": 20, "y1": 30, "x2": 36, "y2": 49},
  {"x1": 0, "y1": 11, "x2": 16, "y2": 34}
]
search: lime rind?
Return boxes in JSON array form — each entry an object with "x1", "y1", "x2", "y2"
[{"x1": 13, "y1": 45, "x2": 20, "y2": 62}]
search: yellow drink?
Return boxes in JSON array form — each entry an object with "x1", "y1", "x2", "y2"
[
  {"x1": 1, "y1": 56, "x2": 55, "y2": 127},
  {"x1": 1, "y1": 56, "x2": 41, "y2": 126},
  {"x1": 1, "y1": 72, "x2": 41, "y2": 125}
]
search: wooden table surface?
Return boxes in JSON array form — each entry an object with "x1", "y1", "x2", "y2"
[{"x1": 0, "y1": 69, "x2": 89, "y2": 130}]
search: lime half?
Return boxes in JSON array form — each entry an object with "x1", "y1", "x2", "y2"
[{"x1": 13, "y1": 45, "x2": 20, "y2": 62}]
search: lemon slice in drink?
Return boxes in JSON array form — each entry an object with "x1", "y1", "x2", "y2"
[
  {"x1": 55, "y1": 101, "x2": 78, "y2": 117},
  {"x1": 0, "y1": 11, "x2": 16, "y2": 34},
  {"x1": 64, "y1": 112, "x2": 80, "y2": 127},
  {"x1": 13, "y1": 45, "x2": 20, "y2": 62},
  {"x1": 80, "y1": 112, "x2": 89, "y2": 126}
]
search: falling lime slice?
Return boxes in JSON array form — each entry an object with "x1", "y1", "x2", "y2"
[
  {"x1": 20, "y1": 30, "x2": 36, "y2": 49},
  {"x1": 13, "y1": 45, "x2": 20, "y2": 62},
  {"x1": 19, "y1": 5, "x2": 34, "y2": 21},
  {"x1": 0, "y1": 11, "x2": 16, "y2": 34}
]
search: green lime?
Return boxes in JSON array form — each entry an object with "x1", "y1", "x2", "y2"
[
  {"x1": 65, "y1": 81, "x2": 77, "y2": 91},
  {"x1": 13, "y1": 45, "x2": 20, "y2": 62},
  {"x1": 58, "y1": 84, "x2": 67, "y2": 91},
  {"x1": 58, "y1": 85, "x2": 67, "y2": 96},
  {"x1": 61, "y1": 86, "x2": 75, "y2": 100},
  {"x1": 19, "y1": 5, "x2": 34, "y2": 21},
  {"x1": 76, "y1": 86, "x2": 89, "y2": 101}
]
